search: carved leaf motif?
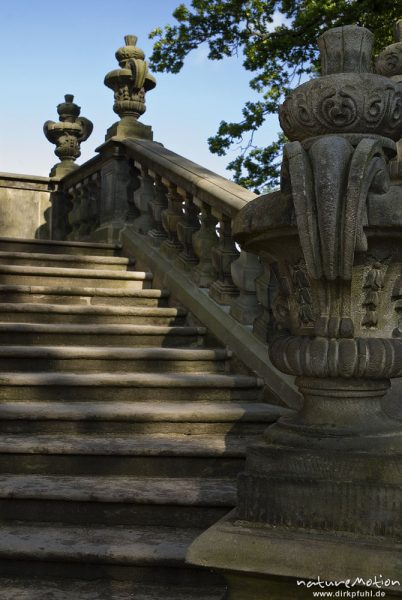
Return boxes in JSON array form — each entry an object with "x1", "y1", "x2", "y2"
[
  {"x1": 362, "y1": 311, "x2": 378, "y2": 327},
  {"x1": 361, "y1": 257, "x2": 390, "y2": 329},
  {"x1": 365, "y1": 267, "x2": 385, "y2": 289}
]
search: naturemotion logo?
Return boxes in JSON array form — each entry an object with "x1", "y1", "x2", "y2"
[{"x1": 297, "y1": 575, "x2": 400, "y2": 598}]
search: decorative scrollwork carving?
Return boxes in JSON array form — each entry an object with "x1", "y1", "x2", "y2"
[
  {"x1": 319, "y1": 88, "x2": 358, "y2": 128},
  {"x1": 279, "y1": 76, "x2": 402, "y2": 142},
  {"x1": 376, "y1": 41, "x2": 402, "y2": 79}
]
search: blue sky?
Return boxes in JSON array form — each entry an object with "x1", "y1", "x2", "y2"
[{"x1": 0, "y1": 0, "x2": 279, "y2": 178}]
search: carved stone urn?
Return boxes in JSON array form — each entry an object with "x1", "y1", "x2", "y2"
[
  {"x1": 44, "y1": 95, "x2": 93, "y2": 177},
  {"x1": 188, "y1": 24, "x2": 402, "y2": 598},
  {"x1": 104, "y1": 35, "x2": 156, "y2": 141}
]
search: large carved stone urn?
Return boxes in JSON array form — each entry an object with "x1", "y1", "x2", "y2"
[
  {"x1": 104, "y1": 35, "x2": 156, "y2": 141},
  {"x1": 188, "y1": 24, "x2": 402, "y2": 598}
]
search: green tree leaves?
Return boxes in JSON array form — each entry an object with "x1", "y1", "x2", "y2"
[{"x1": 149, "y1": 0, "x2": 398, "y2": 193}]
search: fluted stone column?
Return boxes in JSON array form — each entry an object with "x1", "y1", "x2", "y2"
[{"x1": 188, "y1": 23, "x2": 402, "y2": 598}]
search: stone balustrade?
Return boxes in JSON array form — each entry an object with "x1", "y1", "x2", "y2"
[
  {"x1": 121, "y1": 139, "x2": 267, "y2": 326},
  {"x1": 61, "y1": 139, "x2": 269, "y2": 331},
  {"x1": 42, "y1": 32, "x2": 287, "y2": 401},
  {"x1": 52, "y1": 136, "x2": 298, "y2": 409}
]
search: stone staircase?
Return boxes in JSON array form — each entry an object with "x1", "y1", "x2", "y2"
[{"x1": 0, "y1": 237, "x2": 281, "y2": 598}]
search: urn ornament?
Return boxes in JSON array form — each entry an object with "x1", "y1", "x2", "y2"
[
  {"x1": 43, "y1": 95, "x2": 93, "y2": 178},
  {"x1": 233, "y1": 24, "x2": 402, "y2": 538}
]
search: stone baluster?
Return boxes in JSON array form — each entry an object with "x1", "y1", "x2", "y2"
[
  {"x1": 126, "y1": 162, "x2": 141, "y2": 224},
  {"x1": 229, "y1": 251, "x2": 263, "y2": 324},
  {"x1": 252, "y1": 261, "x2": 276, "y2": 342},
  {"x1": 78, "y1": 179, "x2": 93, "y2": 240},
  {"x1": 78, "y1": 174, "x2": 101, "y2": 239},
  {"x1": 67, "y1": 184, "x2": 82, "y2": 241},
  {"x1": 130, "y1": 164, "x2": 156, "y2": 234},
  {"x1": 160, "y1": 182, "x2": 184, "y2": 258},
  {"x1": 87, "y1": 172, "x2": 101, "y2": 234},
  {"x1": 176, "y1": 192, "x2": 200, "y2": 271},
  {"x1": 209, "y1": 215, "x2": 239, "y2": 304},
  {"x1": 147, "y1": 174, "x2": 168, "y2": 245},
  {"x1": 192, "y1": 201, "x2": 219, "y2": 287}
]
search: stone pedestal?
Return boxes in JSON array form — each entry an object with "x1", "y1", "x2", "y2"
[
  {"x1": 188, "y1": 23, "x2": 402, "y2": 598},
  {"x1": 105, "y1": 117, "x2": 153, "y2": 142},
  {"x1": 189, "y1": 512, "x2": 402, "y2": 598}
]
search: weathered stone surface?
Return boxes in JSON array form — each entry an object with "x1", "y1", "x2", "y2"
[
  {"x1": 0, "y1": 400, "x2": 281, "y2": 427},
  {"x1": 44, "y1": 95, "x2": 93, "y2": 177},
  {"x1": 104, "y1": 36, "x2": 156, "y2": 141},
  {"x1": 120, "y1": 227, "x2": 300, "y2": 408},
  {"x1": 0, "y1": 321, "x2": 206, "y2": 348},
  {"x1": 229, "y1": 251, "x2": 262, "y2": 324},
  {"x1": 0, "y1": 580, "x2": 224, "y2": 600},
  {"x1": 0, "y1": 263, "x2": 153, "y2": 289},
  {"x1": 0, "y1": 174, "x2": 52, "y2": 239},
  {"x1": 0, "y1": 214, "x2": 275, "y2": 597},
  {"x1": 189, "y1": 22, "x2": 402, "y2": 598},
  {"x1": 0, "y1": 250, "x2": 133, "y2": 269},
  {"x1": 0, "y1": 236, "x2": 120, "y2": 255},
  {"x1": 0, "y1": 283, "x2": 169, "y2": 307}
]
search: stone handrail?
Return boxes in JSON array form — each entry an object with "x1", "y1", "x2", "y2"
[
  {"x1": 55, "y1": 137, "x2": 300, "y2": 409},
  {"x1": 123, "y1": 139, "x2": 254, "y2": 216}
]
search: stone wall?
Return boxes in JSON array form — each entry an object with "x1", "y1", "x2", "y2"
[{"x1": 0, "y1": 173, "x2": 52, "y2": 239}]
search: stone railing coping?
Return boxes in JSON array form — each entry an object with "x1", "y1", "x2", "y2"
[
  {"x1": 0, "y1": 172, "x2": 52, "y2": 192},
  {"x1": 120, "y1": 138, "x2": 257, "y2": 217},
  {"x1": 57, "y1": 154, "x2": 105, "y2": 188},
  {"x1": 58, "y1": 137, "x2": 257, "y2": 218}
]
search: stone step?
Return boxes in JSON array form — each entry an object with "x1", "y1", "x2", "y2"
[
  {"x1": 0, "y1": 371, "x2": 262, "y2": 402},
  {"x1": 0, "y1": 323, "x2": 206, "y2": 348},
  {"x1": 0, "y1": 346, "x2": 231, "y2": 374},
  {"x1": 0, "y1": 579, "x2": 225, "y2": 600},
  {"x1": 0, "y1": 284, "x2": 169, "y2": 307},
  {"x1": 0, "y1": 237, "x2": 121, "y2": 256},
  {"x1": 0, "y1": 474, "x2": 236, "y2": 505},
  {"x1": 0, "y1": 264, "x2": 153, "y2": 289},
  {"x1": 0, "y1": 433, "x2": 248, "y2": 477},
  {"x1": 0, "y1": 475, "x2": 236, "y2": 528},
  {"x1": 0, "y1": 400, "x2": 278, "y2": 434},
  {"x1": 0, "y1": 523, "x2": 218, "y2": 584},
  {"x1": 0, "y1": 250, "x2": 135, "y2": 271},
  {"x1": 0, "y1": 303, "x2": 187, "y2": 326}
]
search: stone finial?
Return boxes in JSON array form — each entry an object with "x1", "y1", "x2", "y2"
[
  {"x1": 375, "y1": 19, "x2": 402, "y2": 80},
  {"x1": 318, "y1": 24, "x2": 374, "y2": 75},
  {"x1": 104, "y1": 35, "x2": 156, "y2": 141},
  {"x1": 280, "y1": 25, "x2": 402, "y2": 142},
  {"x1": 43, "y1": 95, "x2": 93, "y2": 178}
]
